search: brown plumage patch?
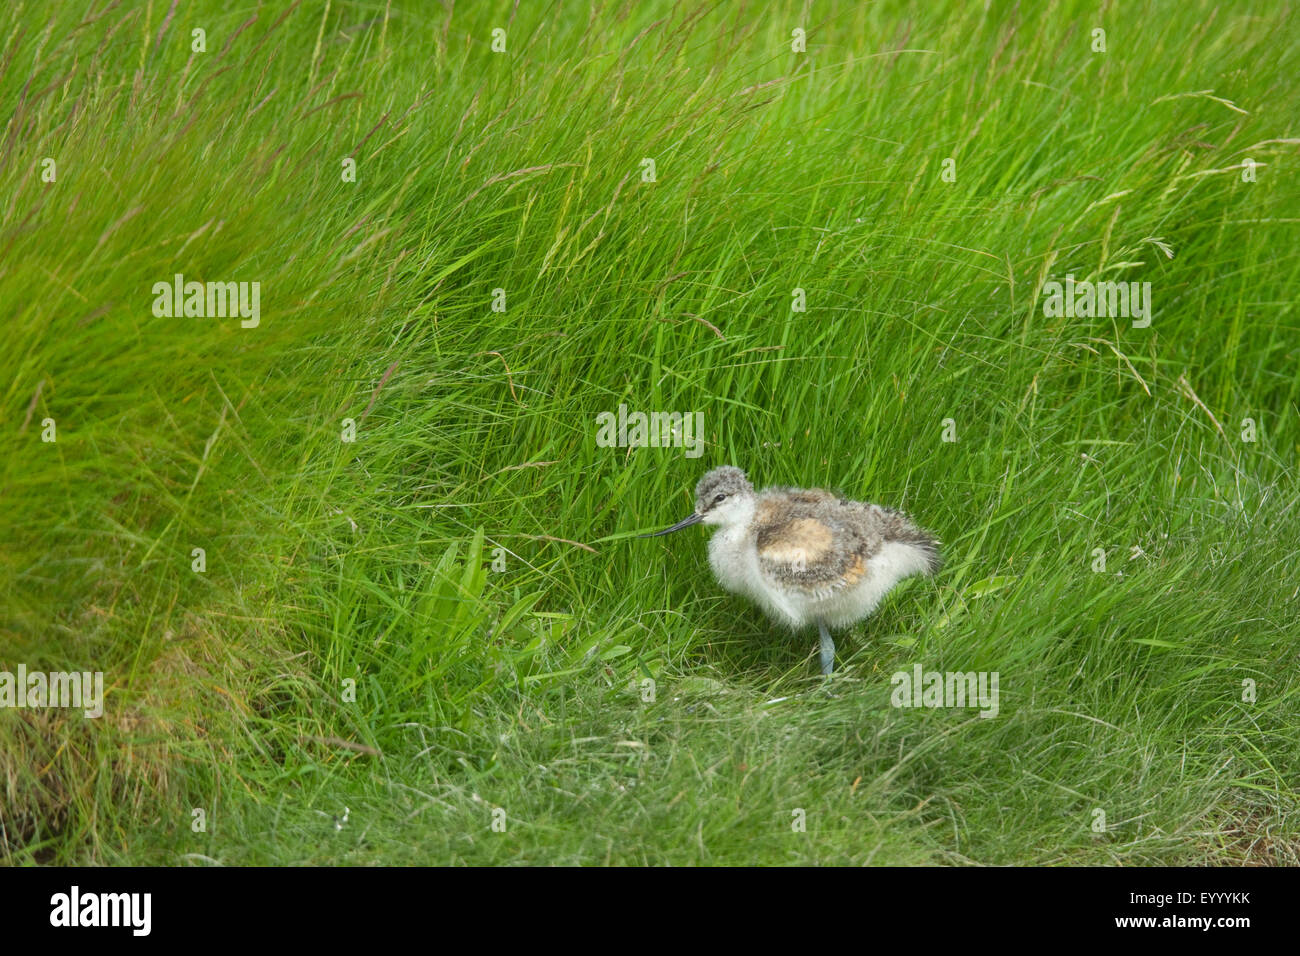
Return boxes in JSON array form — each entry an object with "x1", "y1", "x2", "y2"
[
  {"x1": 839, "y1": 552, "x2": 867, "y2": 588},
  {"x1": 754, "y1": 498, "x2": 783, "y2": 526},
  {"x1": 754, "y1": 490, "x2": 893, "y2": 593},
  {"x1": 757, "y1": 517, "x2": 833, "y2": 564}
]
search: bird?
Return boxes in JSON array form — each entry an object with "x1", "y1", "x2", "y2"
[{"x1": 642, "y1": 466, "x2": 941, "y2": 675}]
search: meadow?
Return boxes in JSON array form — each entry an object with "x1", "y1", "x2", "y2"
[{"x1": 1, "y1": 0, "x2": 1297, "y2": 865}]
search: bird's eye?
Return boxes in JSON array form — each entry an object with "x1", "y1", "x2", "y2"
[{"x1": 713, "y1": 493, "x2": 726, "y2": 504}]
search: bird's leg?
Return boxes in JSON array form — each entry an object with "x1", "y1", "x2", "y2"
[{"x1": 817, "y1": 620, "x2": 835, "y2": 676}]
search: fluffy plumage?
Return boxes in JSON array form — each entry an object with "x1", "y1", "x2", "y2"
[{"x1": 647, "y1": 465, "x2": 941, "y2": 674}]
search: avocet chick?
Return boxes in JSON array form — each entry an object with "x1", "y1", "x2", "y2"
[{"x1": 643, "y1": 466, "x2": 940, "y2": 674}]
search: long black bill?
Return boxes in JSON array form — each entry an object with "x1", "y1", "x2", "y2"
[{"x1": 639, "y1": 512, "x2": 704, "y2": 538}]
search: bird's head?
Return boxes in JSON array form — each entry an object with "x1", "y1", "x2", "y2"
[
  {"x1": 694, "y1": 465, "x2": 755, "y2": 527},
  {"x1": 642, "y1": 465, "x2": 755, "y2": 537}
]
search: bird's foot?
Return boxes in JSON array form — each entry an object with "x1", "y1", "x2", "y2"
[{"x1": 817, "y1": 622, "x2": 835, "y2": 677}]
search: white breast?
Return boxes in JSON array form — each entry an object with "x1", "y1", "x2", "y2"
[
  {"x1": 707, "y1": 524, "x2": 754, "y2": 595},
  {"x1": 707, "y1": 525, "x2": 804, "y2": 629}
]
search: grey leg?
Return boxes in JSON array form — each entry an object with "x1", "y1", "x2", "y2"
[{"x1": 817, "y1": 621, "x2": 835, "y2": 675}]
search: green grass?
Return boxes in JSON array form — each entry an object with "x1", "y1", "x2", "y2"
[{"x1": 2, "y1": 0, "x2": 1298, "y2": 865}]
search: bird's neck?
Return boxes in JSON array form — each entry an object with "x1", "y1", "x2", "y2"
[{"x1": 706, "y1": 497, "x2": 756, "y2": 535}]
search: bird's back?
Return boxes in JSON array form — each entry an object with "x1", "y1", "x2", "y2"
[{"x1": 746, "y1": 486, "x2": 941, "y2": 628}]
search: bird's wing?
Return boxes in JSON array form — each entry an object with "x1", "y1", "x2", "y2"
[{"x1": 754, "y1": 498, "x2": 882, "y2": 596}]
